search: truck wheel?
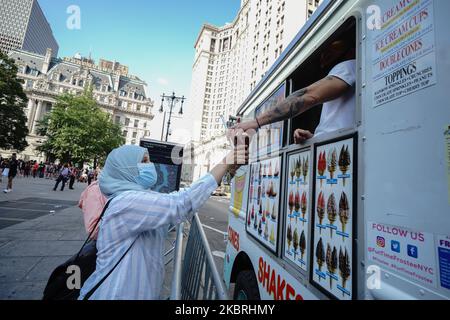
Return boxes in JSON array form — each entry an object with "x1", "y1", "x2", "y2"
[{"x1": 233, "y1": 270, "x2": 260, "y2": 300}]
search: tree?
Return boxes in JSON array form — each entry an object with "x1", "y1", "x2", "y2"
[
  {"x1": 37, "y1": 89, "x2": 125, "y2": 165},
  {"x1": 0, "y1": 52, "x2": 29, "y2": 151}
]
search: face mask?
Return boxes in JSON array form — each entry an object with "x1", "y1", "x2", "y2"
[{"x1": 136, "y1": 163, "x2": 157, "y2": 189}]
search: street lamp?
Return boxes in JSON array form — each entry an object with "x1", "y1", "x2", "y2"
[{"x1": 159, "y1": 92, "x2": 186, "y2": 142}]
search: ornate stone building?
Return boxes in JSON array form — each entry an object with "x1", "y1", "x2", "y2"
[{"x1": 3, "y1": 48, "x2": 154, "y2": 162}]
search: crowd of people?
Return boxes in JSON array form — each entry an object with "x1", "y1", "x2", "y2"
[{"x1": 0, "y1": 154, "x2": 100, "y2": 193}]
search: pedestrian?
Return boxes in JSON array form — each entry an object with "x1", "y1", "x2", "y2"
[
  {"x1": 78, "y1": 142, "x2": 248, "y2": 300},
  {"x1": 32, "y1": 161, "x2": 39, "y2": 178},
  {"x1": 69, "y1": 165, "x2": 76, "y2": 190},
  {"x1": 3, "y1": 153, "x2": 19, "y2": 193},
  {"x1": 87, "y1": 168, "x2": 95, "y2": 186},
  {"x1": 53, "y1": 164, "x2": 70, "y2": 191}
]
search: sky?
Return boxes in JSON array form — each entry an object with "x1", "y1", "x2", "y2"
[{"x1": 38, "y1": 0, "x2": 241, "y2": 141}]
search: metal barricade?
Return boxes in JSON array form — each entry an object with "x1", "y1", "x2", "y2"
[{"x1": 170, "y1": 213, "x2": 229, "y2": 300}]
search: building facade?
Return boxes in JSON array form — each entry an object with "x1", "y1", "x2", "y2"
[
  {"x1": 187, "y1": 0, "x2": 323, "y2": 181},
  {"x1": 0, "y1": 0, "x2": 59, "y2": 57},
  {"x1": 3, "y1": 49, "x2": 154, "y2": 162}
]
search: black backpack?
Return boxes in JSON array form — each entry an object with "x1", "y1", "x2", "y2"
[{"x1": 42, "y1": 200, "x2": 135, "y2": 300}]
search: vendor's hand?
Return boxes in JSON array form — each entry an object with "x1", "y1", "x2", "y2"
[{"x1": 294, "y1": 129, "x2": 314, "y2": 144}]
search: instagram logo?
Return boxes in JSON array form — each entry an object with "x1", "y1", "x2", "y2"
[{"x1": 376, "y1": 236, "x2": 386, "y2": 248}]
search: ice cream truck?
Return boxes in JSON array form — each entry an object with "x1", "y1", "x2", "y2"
[{"x1": 224, "y1": 0, "x2": 450, "y2": 300}]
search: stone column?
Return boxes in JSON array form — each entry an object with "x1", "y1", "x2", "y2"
[
  {"x1": 26, "y1": 99, "x2": 36, "y2": 131},
  {"x1": 32, "y1": 100, "x2": 43, "y2": 135}
]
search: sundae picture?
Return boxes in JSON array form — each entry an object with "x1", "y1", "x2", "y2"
[
  {"x1": 271, "y1": 203, "x2": 277, "y2": 221},
  {"x1": 253, "y1": 215, "x2": 258, "y2": 230},
  {"x1": 300, "y1": 231, "x2": 306, "y2": 261},
  {"x1": 258, "y1": 204, "x2": 263, "y2": 216},
  {"x1": 262, "y1": 208, "x2": 266, "y2": 223},
  {"x1": 327, "y1": 148, "x2": 337, "y2": 180},
  {"x1": 247, "y1": 212, "x2": 251, "y2": 226},
  {"x1": 317, "y1": 192, "x2": 325, "y2": 232},
  {"x1": 293, "y1": 228, "x2": 299, "y2": 260},
  {"x1": 264, "y1": 223, "x2": 269, "y2": 240},
  {"x1": 301, "y1": 191, "x2": 307, "y2": 225},
  {"x1": 274, "y1": 161, "x2": 279, "y2": 177},
  {"x1": 258, "y1": 220, "x2": 262, "y2": 235},
  {"x1": 316, "y1": 238, "x2": 325, "y2": 274},
  {"x1": 290, "y1": 165, "x2": 295, "y2": 183},
  {"x1": 338, "y1": 145, "x2": 351, "y2": 186},
  {"x1": 339, "y1": 247, "x2": 351, "y2": 294},
  {"x1": 327, "y1": 193, "x2": 337, "y2": 238},
  {"x1": 287, "y1": 224, "x2": 292, "y2": 252},
  {"x1": 268, "y1": 162, "x2": 273, "y2": 178},
  {"x1": 251, "y1": 205, "x2": 255, "y2": 220},
  {"x1": 302, "y1": 156, "x2": 309, "y2": 184},
  {"x1": 339, "y1": 192, "x2": 350, "y2": 240},
  {"x1": 269, "y1": 226, "x2": 275, "y2": 244},
  {"x1": 263, "y1": 164, "x2": 267, "y2": 178},
  {"x1": 326, "y1": 245, "x2": 338, "y2": 289}
]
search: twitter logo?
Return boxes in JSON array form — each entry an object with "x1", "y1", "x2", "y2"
[{"x1": 391, "y1": 241, "x2": 401, "y2": 253}]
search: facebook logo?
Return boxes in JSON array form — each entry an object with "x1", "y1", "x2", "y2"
[
  {"x1": 391, "y1": 241, "x2": 400, "y2": 253},
  {"x1": 407, "y1": 245, "x2": 418, "y2": 259}
]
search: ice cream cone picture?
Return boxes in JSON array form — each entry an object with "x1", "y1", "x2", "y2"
[
  {"x1": 327, "y1": 193, "x2": 337, "y2": 238},
  {"x1": 302, "y1": 156, "x2": 309, "y2": 185},
  {"x1": 301, "y1": 191, "x2": 307, "y2": 226},
  {"x1": 290, "y1": 166, "x2": 295, "y2": 183},
  {"x1": 263, "y1": 164, "x2": 267, "y2": 178},
  {"x1": 268, "y1": 162, "x2": 273, "y2": 178},
  {"x1": 339, "y1": 192, "x2": 350, "y2": 241},
  {"x1": 288, "y1": 191, "x2": 294, "y2": 222},
  {"x1": 293, "y1": 228, "x2": 299, "y2": 260},
  {"x1": 338, "y1": 145, "x2": 351, "y2": 186},
  {"x1": 339, "y1": 247, "x2": 351, "y2": 297},
  {"x1": 318, "y1": 151, "x2": 326, "y2": 188},
  {"x1": 253, "y1": 215, "x2": 258, "y2": 230},
  {"x1": 326, "y1": 245, "x2": 338, "y2": 289},
  {"x1": 300, "y1": 231, "x2": 306, "y2": 261},
  {"x1": 287, "y1": 224, "x2": 292, "y2": 252},
  {"x1": 294, "y1": 191, "x2": 300, "y2": 223},
  {"x1": 258, "y1": 220, "x2": 262, "y2": 235},
  {"x1": 327, "y1": 148, "x2": 337, "y2": 180},
  {"x1": 316, "y1": 238, "x2": 325, "y2": 276},
  {"x1": 247, "y1": 213, "x2": 251, "y2": 226},
  {"x1": 317, "y1": 192, "x2": 325, "y2": 234}
]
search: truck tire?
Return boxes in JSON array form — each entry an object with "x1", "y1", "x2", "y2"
[{"x1": 233, "y1": 270, "x2": 261, "y2": 300}]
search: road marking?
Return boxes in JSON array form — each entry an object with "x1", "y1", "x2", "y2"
[
  {"x1": 0, "y1": 206, "x2": 51, "y2": 213},
  {"x1": 212, "y1": 251, "x2": 225, "y2": 259},
  {"x1": 0, "y1": 217, "x2": 27, "y2": 222},
  {"x1": 201, "y1": 224, "x2": 227, "y2": 236}
]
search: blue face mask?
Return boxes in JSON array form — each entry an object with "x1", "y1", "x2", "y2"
[{"x1": 136, "y1": 163, "x2": 157, "y2": 189}]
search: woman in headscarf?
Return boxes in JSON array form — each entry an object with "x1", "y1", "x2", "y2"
[{"x1": 79, "y1": 142, "x2": 248, "y2": 300}]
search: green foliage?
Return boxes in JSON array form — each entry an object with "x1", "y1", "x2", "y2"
[
  {"x1": 0, "y1": 52, "x2": 29, "y2": 151},
  {"x1": 37, "y1": 91, "x2": 125, "y2": 164}
]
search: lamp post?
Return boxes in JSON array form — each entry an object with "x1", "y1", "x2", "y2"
[{"x1": 159, "y1": 92, "x2": 185, "y2": 142}]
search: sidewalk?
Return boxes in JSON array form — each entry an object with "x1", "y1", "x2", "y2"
[
  {"x1": 0, "y1": 177, "x2": 179, "y2": 300},
  {"x1": 0, "y1": 177, "x2": 86, "y2": 300}
]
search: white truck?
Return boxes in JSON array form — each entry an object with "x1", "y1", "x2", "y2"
[{"x1": 224, "y1": 0, "x2": 450, "y2": 300}]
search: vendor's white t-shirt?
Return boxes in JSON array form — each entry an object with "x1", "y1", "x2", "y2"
[{"x1": 314, "y1": 60, "x2": 356, "y2": 137}]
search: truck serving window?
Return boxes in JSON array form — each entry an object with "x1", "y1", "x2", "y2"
[{"x1": 287, "y1": 17, "x2": 356, "y2": 144}]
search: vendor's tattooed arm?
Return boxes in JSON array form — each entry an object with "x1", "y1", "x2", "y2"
[{"x1": 256, "y1": 76, "x2": 349, "y2": 127}]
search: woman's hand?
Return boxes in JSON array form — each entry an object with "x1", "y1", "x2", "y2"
[{"x1": 294, "y1": 129, "x2": 314, "y2": 144}]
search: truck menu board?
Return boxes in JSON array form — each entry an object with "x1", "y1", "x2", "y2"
[
  {"x1": 246, "y1": 156, "x2": 282, "y2": 253},
  {"x1": 311, "y1": 135, "x2": 356, "y2": 300},
  {"x1": 284, "y1": 149, "x2": 311, "y2": 271}
]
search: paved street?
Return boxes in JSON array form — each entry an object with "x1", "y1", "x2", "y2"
[{"x1": 0, "y1": 176, "x2": 230, "y2": 300}]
